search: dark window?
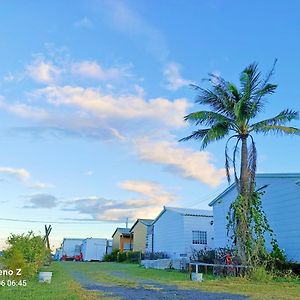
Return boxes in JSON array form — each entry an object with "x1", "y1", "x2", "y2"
[{"x1": 192, "y1": 231, "x2": 207, "y2": 244}]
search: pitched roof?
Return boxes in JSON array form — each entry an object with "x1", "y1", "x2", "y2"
[
  {"x1": 111, "y1": 227, "x2": 131, "y2": 238},
  {"x1": 152, "y1": 206, "x2": 213, "y2": 225},
  {"x1": 129, "y1": 219, "x2": 154, "y2": 232},
  {"x1": 209, "y1": 173, "x2": 300, "y2": 207}
]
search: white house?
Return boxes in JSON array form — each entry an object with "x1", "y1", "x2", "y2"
[
  {"x1": 150, "y1": 206, "x2": 214, "y2": 259},
  {"x1": 209, "y1": 173, "x2": 300, "y2": 262},
  {"x1": 81, "y1": 238, "x2": 110, "y2": 261}
]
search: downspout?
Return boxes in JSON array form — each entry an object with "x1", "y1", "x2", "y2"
[{"x1": 151, "y1": 224, "x2": 154, "y2": 253}]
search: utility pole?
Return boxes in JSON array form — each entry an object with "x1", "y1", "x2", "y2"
[
  {"x1": 125, "y1": 217, "x2": 128, "y2": 229},
  {"x1": 44, "y1": 225, "x2": 52, "y2": 250}
]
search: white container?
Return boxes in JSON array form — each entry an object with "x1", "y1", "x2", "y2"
[
  {"x1": 39, "y1": 272, "x2": 52, "y2": 283},
  {"x1": 81, "y1": 238, "x2": 108, "y2": 261},
  {"x1": 191, "y1": 272, "x2": 203, "y2": 282}
]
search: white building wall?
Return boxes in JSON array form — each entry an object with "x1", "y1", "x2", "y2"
[
  {"x1": 183, "y1": 215, "x2": 214, "y2": 257},
  {"x1": 212, "y1": 175, "x2": 300, "y2": 262},
  {"x1": 153, "y1": 210, "x2": 184, "y2": 258}
]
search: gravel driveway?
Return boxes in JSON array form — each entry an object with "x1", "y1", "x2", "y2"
[{"x1": 71, "y1": 270, "x2": 248, "y2": 300}]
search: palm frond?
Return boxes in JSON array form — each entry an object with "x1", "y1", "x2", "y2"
[
  {"x1": 240, "y1": 63, "x2": 261, "y2": 100},
  {"x1": 250, "y1": 110, "x2": 299, "y2": 131},
  {"x1": 200, "y1": 123, "x2": 230, "y2": 149},
  {"x1": 252, "y1": 125, "x2": 300, "y2": 135},
  {"x1": 232, "y1": 138, "x2": 241, "y2": 187},
  {"x1": 191, "y1": 78, "x2": 236, "y2": 118},
  {"x1": 249, "y1": 59, "x2": 278, "y2": 118},
  {"x1": 227, "y1": 83, "x2": 240, "y2": 102},
  {"x1": 178, "y1": 129, "x2": 210, "y2": 142},
  {"x1": 225, "y1": 135, "x2": 239, "y2": 184},
  {"x1": 184, "y1": 111, "x2": 234, "y2": 128},
  {"x1": 249, "y1": 84, "x2": 277, "y2": 118},
  {"x1": 261, "y1": 58, "x2": 278, "y2": 87},
  {"x1": 193, "y1": 87, "x2": 230, "y2": 115}
]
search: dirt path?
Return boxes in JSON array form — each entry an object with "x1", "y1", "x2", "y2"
[{"x1": 71, "y1": 270, "x2": 248, "y2": 300}]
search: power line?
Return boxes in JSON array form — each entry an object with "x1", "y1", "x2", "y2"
[
  {"x1": 188, "y1": 183, "x2": 229, "y2": 208},
  {"x1": 0, "y1": 217, "x2": 110, "y2": 225}
]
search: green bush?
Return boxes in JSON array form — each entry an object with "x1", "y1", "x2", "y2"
[
  {"x1": 126, "y1": 251, "x2": 141, "y2": 263},
  {"x1": 117, "y1": 251, "x2": 127, "y2": 262},
  {"x1": 103, "y1": 250, "x2": 141, "y2": 263},
  {"x1": 103, "y1": 249, "x2": 119, "y2": 262},
  {"x1": 3, "y1": 231, "x2": 50, "y2": 278},
  {"x1": 250, "y1": 267, "x2": 273, "y2": 282}
]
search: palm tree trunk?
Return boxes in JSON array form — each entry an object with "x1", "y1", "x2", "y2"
[
  {"x1": 240, "y1": 136, "x2": 249, "y2": 197},
  {"x1": 237, "y1": 136, "x2": 250, "y2": 264}
]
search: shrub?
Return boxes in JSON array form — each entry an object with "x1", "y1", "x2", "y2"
[
  {"x1": 250, "y1": 267, "x2": 273, "y2": 282},
  {"x1": 117, "y1": 251, "x2": 127, "y2": 262},
  {"x1": 103, "y1": 250, "x2": 142, "y2": 263},
  {"x1": 190, "y1": 249, "x2": 215, "y2": 263},
  {"x1": 3, "y1": 231, "x2": 50, "y2": 278},
  {"x1": 126, "y1": 251, "x2": 141, "y2": 263},
  {"x1": 103, "y1": 249, "x2": 119, "y2": 262}
]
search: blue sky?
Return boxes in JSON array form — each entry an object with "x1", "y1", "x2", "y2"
[{"x1": 0, "y1": 0, "x2": 299, "y2": 249}]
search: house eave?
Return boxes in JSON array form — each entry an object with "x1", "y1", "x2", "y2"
[{"x1": 209, "y1": 173, "x2": 300, "y2": 207}]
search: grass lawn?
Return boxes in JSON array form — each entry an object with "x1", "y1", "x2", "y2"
[
  {"x1": 0, "y1": 262, "x2": 104, "y2": 300},
  {"x1": 60, "y1": 262, "x2": 300, "y2": 300},
  {"x1": 0, "y1": 262, "x2": 299, "y2": 299}
]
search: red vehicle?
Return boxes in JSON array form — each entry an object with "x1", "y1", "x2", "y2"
[
  {"x1": 60, "y1": 252, "x2": 83, "y2": 262},
  {"x1": 74, "y1": 252, "x2": 83, "y2": 262}
]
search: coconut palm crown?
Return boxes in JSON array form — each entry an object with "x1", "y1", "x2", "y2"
[{"x1": 180, "y1": 60, "x2": 300, "y2": 197}]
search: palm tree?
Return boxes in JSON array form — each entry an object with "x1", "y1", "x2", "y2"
[{"x1": 180, "y1": 61, "x2": 300, "y2": 263}]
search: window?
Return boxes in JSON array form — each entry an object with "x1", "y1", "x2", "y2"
[{"x1": 192, "y1": 231, "x2": 207, "y2": 245}]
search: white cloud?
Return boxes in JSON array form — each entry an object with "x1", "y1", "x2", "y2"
[
  {"x1": 26, "y1": 57, "x2": 61, "y2": 84},
  {"x1": 30, "y1": 182, "x2": 54, "y2": 189},
  {"x1": 0, "y1": 167, "x2": 30, "y2": 181},
  {"x1": 73, "y1": 17, "x2": 93, "y2": 29},
  {"x1": 119, "y1": 180, "x2": 161, "y2": 196},
  {"x1": 64, "y1": 180, "x2": 176, "y2": 222},
  {"x1": 0, "y1": 165, "x2": 55, "y2": 190},
  {"x1": 0, "y1": 98, "x2": 49, "y2": 121},
  {"x1": 71, "y1": 61, "x2": 127, "y2": 81},
  {"x1": 32, "y1": 85, "x2": 189, "y2": 129},
  {"x1": 135, "y1": 139, "x2": 225, "y2": 187},
  {"x1": 164, "y1": 62, "x2": 192, "y2": 91}
]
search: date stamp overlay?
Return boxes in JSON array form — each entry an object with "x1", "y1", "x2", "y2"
[{"x1": 0, "y1": 268, "x2": 27, "y2": 287}]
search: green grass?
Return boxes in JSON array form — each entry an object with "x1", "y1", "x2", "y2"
[
  {"x1": 0, "y1": 262, "x2": 106, "y2": 300},
  {"x1": 60, "y1": 262, "x2": 300, "y2": 300},
  {"x1": 1, "y1": 262, "x2": 299, "y2": 299}
]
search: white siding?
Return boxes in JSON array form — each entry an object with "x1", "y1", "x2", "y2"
[
  {"x1": 212, "y1": 175, "x2": 300, "y2": 262},
  {"x1": 183, "y1": 215, "x2": 214, "y2": 256},
  {"x1": 153, "y1": 210, "x2": 184, "y2": 258},
  {"x1": 152, "y1": 208, "x2": 214, "y2": 259}
]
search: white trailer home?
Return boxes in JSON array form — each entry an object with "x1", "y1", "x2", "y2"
[
  {"x1": 150, "y1": 206, "x2": 214, "y2": 259},
  {"x1": 209, "y1": 173, "x2": 300, "y2": 262},
  {"x1": 61, "y1": 238, "x2": 84, "y2": 259},
  {"x1": 81, "y1": 238, "x2": 111, "y2": 261}
]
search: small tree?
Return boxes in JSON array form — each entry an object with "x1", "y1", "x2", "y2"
[{"x1": 4, "y1": 231, "x2": 50, "y2": 278}]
